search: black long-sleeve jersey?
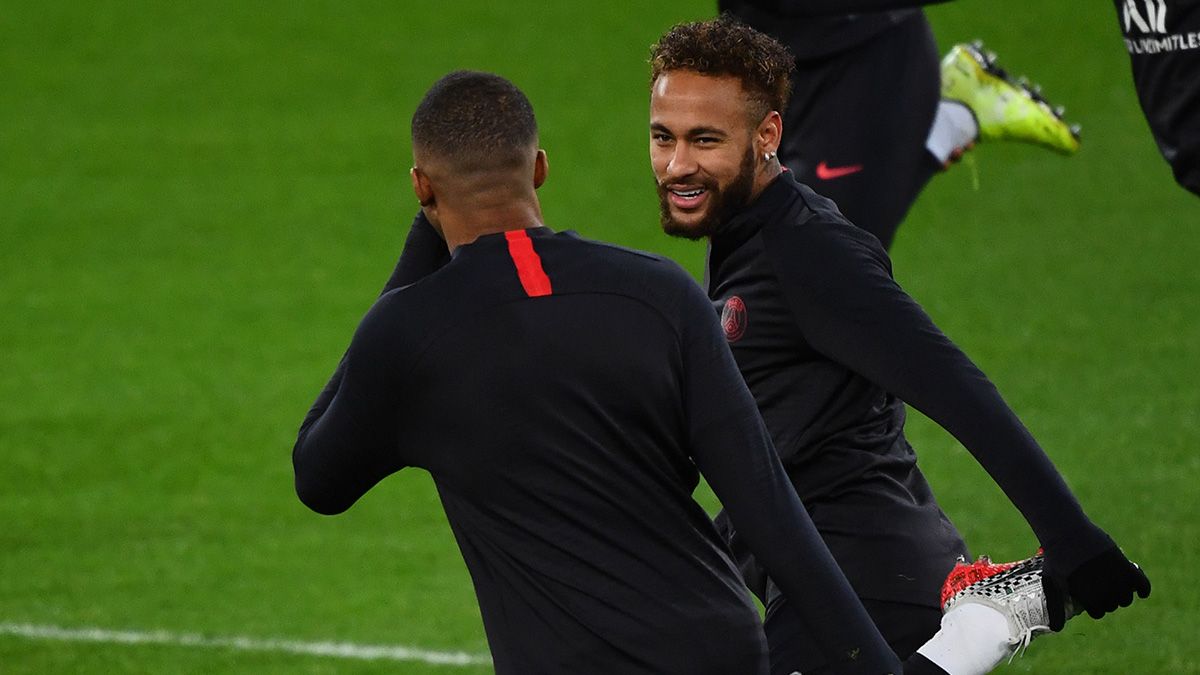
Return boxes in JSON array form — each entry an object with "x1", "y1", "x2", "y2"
[
  {"x1": 718, "y1": 0, "x2": 950, "y2": 60},
  {"x1": 707, "y1": 173, "x2": 1115, "y2": 603},
  {"x1": 293, "y1": 217, "x2": 901, "y2": 674},
  {"x1": 1115, "y1": 0, "x2": 1200, "y2": 195}
]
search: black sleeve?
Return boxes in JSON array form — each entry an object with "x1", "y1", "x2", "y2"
[
  {"x1": 762, "y1": 219, "x2": 1115, "y2": 579},
  {"x1": 292, "y1": 293, "x2": 412, "y2": 515},
  {"x1": 292, "y1": 212, "x2": 447, "y2": 510},
  {"x1": 381, "y1": 211, "x2": 451, "y2": 293},
  {"x1": 721, "y1": 0, "x2": 951, "y2": 15},
  {"x1": 677, "y1": 279, "x2": 902, "y2": 675}
]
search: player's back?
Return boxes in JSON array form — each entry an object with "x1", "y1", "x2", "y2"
[{"x1": 380, "y1": 228, "x2": 766, "y2": 674}]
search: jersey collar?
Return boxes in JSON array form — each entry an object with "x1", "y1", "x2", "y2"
[{"x1": 707, "y1": 172, "x2": 799, "y2": 272}]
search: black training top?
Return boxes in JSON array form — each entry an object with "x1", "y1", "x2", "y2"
[
  {"x1": 293, "y1": 216, "x2": 900, "y2": 674},
  {"x1": 706, "y1": 172, "x2": 1116, "y2": 601},
  {"x1": 1114, "y1": 0, "x2": 1200, "y2": 195},
  {"x1": 718, "y1": 0, "x2": 950, "y2": 60}
]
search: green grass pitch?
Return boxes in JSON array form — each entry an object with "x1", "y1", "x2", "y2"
[{"x1": 2, "y1": 2, "x2": 1197, "y2": 673}]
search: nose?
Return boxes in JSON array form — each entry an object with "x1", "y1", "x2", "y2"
[{"x1": 666, "y1": 142, "x2": 698, "y2": 180}]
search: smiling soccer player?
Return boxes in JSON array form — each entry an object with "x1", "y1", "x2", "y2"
[{"x1": 648, "y1": 17, "x2": 1150, "y2": 675}]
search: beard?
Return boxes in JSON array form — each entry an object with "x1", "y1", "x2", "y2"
[{"x1": 657, "y1": 147, "x2": 757, "y2": 240}]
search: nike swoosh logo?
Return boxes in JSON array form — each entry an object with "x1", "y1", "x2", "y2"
[{"x1": 815, "y1": 161, "x2": 864, "y2": 180}]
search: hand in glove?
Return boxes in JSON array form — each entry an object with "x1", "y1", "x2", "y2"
[{"x1": 1043, "y1": 546, "x2": 1150, "y2": 631}]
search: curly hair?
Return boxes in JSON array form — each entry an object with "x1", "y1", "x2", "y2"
[{"x1": 649, "y1": 15, "x2": 794, "y2": 120}]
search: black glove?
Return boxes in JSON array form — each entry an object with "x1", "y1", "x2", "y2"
[{"x1": 1043, "y1": 546, "x2": 1150, "y2": 630}]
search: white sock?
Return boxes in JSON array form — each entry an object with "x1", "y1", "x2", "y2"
[
  {"x1": 916, "y1": 603, "x2": 1013, "y2": 675},
  {"x1": 925, "y1": 101, "x2": 980, "y2": 164}
]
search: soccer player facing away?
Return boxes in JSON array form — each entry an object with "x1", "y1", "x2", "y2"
[
  {"x1": 649, "y1": 19, "x2": 1150, "y2": 675},
  {"x1": 1115, "y1": 0, "x2": 1200, "y2": 196},
  {"x1": 295, "y1": 70, "x2": 919, "y2": 674}
]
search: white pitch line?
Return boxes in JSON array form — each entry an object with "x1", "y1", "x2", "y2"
[{"x1": 0, "y1": 622, "x2": 492, "y2": 667}]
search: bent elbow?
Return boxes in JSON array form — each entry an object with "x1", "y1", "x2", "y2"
[
  {"x1": 294, "y1": 473, "x2": 353, "y2": 516},
  {"x1": 292, "y1": 433, "x2": 390, "y2": 516},
  {"x1": 293, "y1": 445, "x2": 354, "y2": 515}
]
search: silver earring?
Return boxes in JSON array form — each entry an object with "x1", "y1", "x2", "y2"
[{"x1": 764, "y1": 151, "x2": 776, "y2": 161}]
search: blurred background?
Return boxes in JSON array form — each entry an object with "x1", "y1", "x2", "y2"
[{"x1": 2, "y1": 1, "x2": 1196, "y2": 672}]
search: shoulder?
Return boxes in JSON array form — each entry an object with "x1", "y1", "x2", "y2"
[
  {"x1": 763, "y1": 180, "x2": 891, "y2": 268},
  {"x1": 550, "y1": 230, "x2": 678, "y2": 270},
  {"x1": 541, "y1": 230, "x2": 709, "y2": 329},
  {"x1": 547, "y1": 230, "x2": 698, "y2": 289},
  {"x1": 352, "y1": 286, "x2": 425, "y2": 351},
  {"x1": 777, "y1": 181, "x2": 884, "y2": 248},
  {"x1": 754, "y1": 182, "x2": 896, "y2": 304}
]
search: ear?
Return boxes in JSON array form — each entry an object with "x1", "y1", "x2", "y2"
[
  {"x1": 755, "y1": 111, "x2": 783, "y2": 160},
  {"x1": 533, "y1": 149, "x2": 549, "y2": 190},
  {"x1": 410, "y1": 166, "x2": 436, "y2": 207}
]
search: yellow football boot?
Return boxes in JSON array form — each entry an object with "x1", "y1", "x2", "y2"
[{"x1": 941, "y1": 41, "x2": 1081, "y2": 155}]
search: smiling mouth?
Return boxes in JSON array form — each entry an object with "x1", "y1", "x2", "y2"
[{"x1": 668, "y1": 186, "x2": 708, "y2": 209}]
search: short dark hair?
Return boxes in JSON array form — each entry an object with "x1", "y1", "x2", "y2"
[
  {"x1": 649, "y1": 16, "x2": 794, "y2": 120},
  {"x1": 411, "y1": 71, "x2": 538, "y2": 168}
]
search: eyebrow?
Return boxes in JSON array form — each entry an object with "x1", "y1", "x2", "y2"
[{"x1": 650, "y1": 123, "x2": 728, "y2": 138}]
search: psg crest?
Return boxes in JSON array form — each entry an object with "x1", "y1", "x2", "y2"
[{"x1": 721, "y1": 296, "x2": 747, "y2": 343}]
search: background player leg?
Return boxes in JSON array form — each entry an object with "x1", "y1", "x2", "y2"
[{"x1": 781, "y1": 13, "x2": 942, "y2": 249}]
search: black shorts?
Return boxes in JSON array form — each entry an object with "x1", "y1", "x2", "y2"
[{"x1": 779, "y1": 12, "x2": 942, "y2": 248}]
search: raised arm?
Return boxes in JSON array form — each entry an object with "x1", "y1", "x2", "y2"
[
  {"x1": 292, "y1": 292, "x2": 412, "y2": 515},
  {"x1": 380, "y1": 210, "x2": 451, "y2": 293},
  {"x1": 297, "y1": 210, "x2": 448, "y2": 455},
  {"x1": 293, "y1": 213, "x2": 444, "y2": 515}
]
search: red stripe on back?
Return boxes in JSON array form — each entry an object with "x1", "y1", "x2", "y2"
[{"x1": 504, "y1": 229, "x2": 553, "y2": 297}]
